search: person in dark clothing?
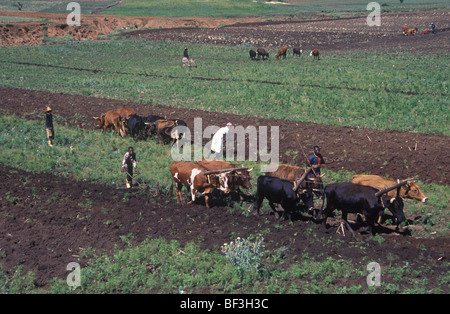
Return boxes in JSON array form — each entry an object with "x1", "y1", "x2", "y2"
[
  {"x1": 184, "y1": 47, "x2": 189, "y2": 59},
  {"x1": 307, "y1": 145, "x2": 335, "y2": 178},
  {"x1": 45, "y1": 106, "x2": 54, "y2": 147},
  {"x1": 122, "y1": 146, "x2": 137, "y2": 189},
  {"x1": 431, "y1": 22, "x2": 435, "y2": 34}
]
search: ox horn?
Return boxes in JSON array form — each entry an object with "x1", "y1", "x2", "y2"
[
  {"x1": 93, "y1": 116, "x2": 100, "y2": 119},
  {"x1": 390, "y1": 197, "x2": 396, "y2": 203}
]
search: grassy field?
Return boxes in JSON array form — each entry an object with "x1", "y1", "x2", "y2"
[{"x1": 0, "y1": 40, "x2": 448, "y2": 135}]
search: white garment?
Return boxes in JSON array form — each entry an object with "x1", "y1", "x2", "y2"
[{"x1": 210, "y1": 126, "x2": 230, "y2": 153}]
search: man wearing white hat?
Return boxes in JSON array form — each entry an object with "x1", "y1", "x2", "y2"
[
  {"x1": 45, "y1": 106, "x2": 54, "y2": 147},
  {"x1": 208, "y1": 122, "x2": 233, "y2": 160}
]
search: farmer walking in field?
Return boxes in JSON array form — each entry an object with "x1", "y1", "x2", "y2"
[
  {"x1": 122, "y1": 146, "x2": 137, "y2": 189},
  {"x1": 207, "y1": 122, "x2": 233, "y2": 160},
  {"x1": 45, "y1": 106, "x2": 54, "y2": 147}
]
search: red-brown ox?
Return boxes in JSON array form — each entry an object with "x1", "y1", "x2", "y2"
[
  {"x1": 93, "y1": 110, "x2": 123, "y2": 136},
  {"x1": 169, "y1": 161, "x2": 231, "y2": 208},
  {"x1": 265, "y1": 164, "x2": 323, "y2": 192},
  {"x1": 94, "y1": 107, "x2": 136, "y2": 136},
  {"x1": 310, "y1": 49, "x2": 320, "y2": 60},
  {"x1": 115, "y1": 107, "x2": 136, "y2": 119},
  {"x1": 196, "y1": 159, "x2": 253, "y2": 196},
  {"x1": 406, "y1": 28, "x2": 418, "y2": 36},
  {"x1": 275, "y1": 46, "x2": 288, "y2": 59},
  {"x1": 115, "y1": 107, "x2": 136, "y2": 136},
  {"x1": 352, "y1": 174, "x2": 428, "y2": 203}
]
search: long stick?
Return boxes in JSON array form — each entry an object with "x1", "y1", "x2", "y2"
[
  {"x1": 296, "y1": 135, "x2": 318, "y2": 177},
  {"x1": 125, "y1": 170, "x2": 142, "y2": 186},
  {"x1": 374, "y1": 179, "x2": 412, "y2": 197},
  {"x1": 203, "y1": 167, "x2": 249, "y2": 175}
]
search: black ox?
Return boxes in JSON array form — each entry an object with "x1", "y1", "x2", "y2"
[
  {"x1": 253, "y1": 176, "x2": 314, "y2": 221},
  {"x1": 317, "y1": 182, "x2": 406, "y2": 236},
  {"x1": 123, "y1": 114, "x2": 147, "y2": 140}
]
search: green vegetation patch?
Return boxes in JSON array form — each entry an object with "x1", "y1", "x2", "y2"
[{"x1": 0, "y1": 40, "x2": 448, "y2": 134}]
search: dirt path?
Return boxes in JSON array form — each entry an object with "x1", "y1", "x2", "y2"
[{"x1": 1, "y1": 87, "x2": 448, "y2": 186}]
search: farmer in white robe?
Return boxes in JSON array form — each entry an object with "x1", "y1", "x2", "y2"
[{"x1": 208, "y1": 122, "x2": 232, "y2": 160}]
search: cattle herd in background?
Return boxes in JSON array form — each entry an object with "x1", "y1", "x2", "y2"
[
  {"x1": 93, "y1": 107, "x2": 186, "y2": 144},
  {"x1": 249, "y1": 47, "x2": 320, "y2": 61},
  {"x1": 93, "y1": 98, "x2": 427, "y2": 237}
]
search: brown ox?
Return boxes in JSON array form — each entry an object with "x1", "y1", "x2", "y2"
[
  {"x1": 265, "y1": 164, "x2": 323, "y2": 192},
  {"x1": 115, "y1": 107, "x2": 136, "y2": 118},
  {"x1": 352, "y1": 174, "x2": 427, "y2": 203},
  {"x1": 310, "y1": 49, "x2": 320, "y2": 60},
  {"x1": 93, "y1": 110, "x2": 123, "y2": 136},
  {"x1": 115, "y1": 107, "x2": 136, "y2": 136},
  {"x1": 196, "y1": 159, "x2": 253, "y2": 196},
  {"x1": 145, "y1": 119, "x2": 177, "y2": 143},
  {"x1": 406, "y1": 28, "x2": 418, "y2": 36},
  {"x1": 275, "y1": 46, "x2": 288, "y2": 59},
  {"x1": 256, "y1": 48, "x2": 269, "y2": 60},
  {"x1": 169, "y1": 161, "x2": 231, "y2": 208},
  {"x1": 94, "y1": 107, "x2": 136, "y2": 137}
]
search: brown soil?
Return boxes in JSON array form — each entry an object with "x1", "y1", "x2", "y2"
[
  {"x1": 1, "y1": 163, "x2": 448, "y2": 290},
  {"x1": 126, "y1": 11, "x2": 450, "y2": 53},
  {"x1": 0, "y1": 11, "x2": 265, "y2": 46}
]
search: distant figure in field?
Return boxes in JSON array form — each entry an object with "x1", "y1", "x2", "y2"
[{"x1": 45, "y1": 106, "x2": 54, "y2": 147}]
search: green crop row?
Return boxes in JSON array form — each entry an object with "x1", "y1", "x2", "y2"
[{"x1": 0, "y1": 40, "x2": 448, "y2": 134}]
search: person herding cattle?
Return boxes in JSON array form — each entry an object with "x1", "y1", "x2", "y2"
[
  {"x1": 207, "y1": 122, "x2": 233, "y2": 160},
  {"x1": 307, "y1": 146, "x2": 334, "y2": 178},
  {"x1": 122, "y1": 146, "x2": 137, "y2": 189},
  {"x1": 45, "y1": 106, "x2": 54, "y2": 147}
]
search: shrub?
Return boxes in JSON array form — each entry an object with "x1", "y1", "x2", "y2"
[{"x1": 221, "y1": 236, "x2": 265, "y2": 275}]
